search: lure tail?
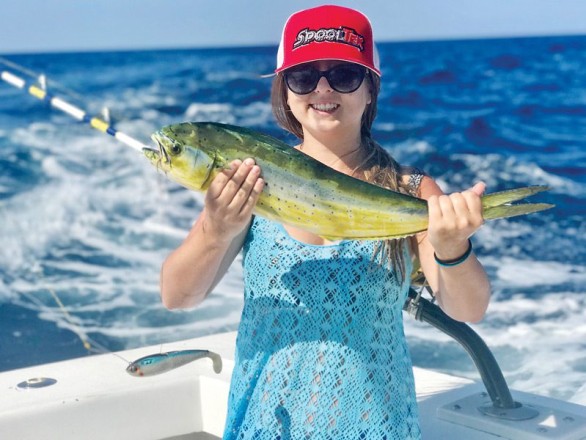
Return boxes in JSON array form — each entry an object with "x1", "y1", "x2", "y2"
[
  {"x1": 208, "y1": 351, "x2": 223, "y2": 374},
  {"x1": 481, "y1": 185, "x2": 554, "y2": 221}
]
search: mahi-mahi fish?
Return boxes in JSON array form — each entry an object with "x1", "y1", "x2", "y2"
[{"x1": 144, "y1": 122, "x2": 553, "y2": 240}]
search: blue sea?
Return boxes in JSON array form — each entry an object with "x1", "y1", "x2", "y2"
[{"x1": 1, "y1": 37, "x2": 585, "y2": 404}]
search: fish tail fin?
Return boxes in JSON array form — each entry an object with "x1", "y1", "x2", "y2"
[
  {"x1": 481, "y1": 185, "x2": 549, "y2": 207},
  {"x1": 483, "y1": 203, "x2": 554, "y2": 221},
  {"x1": 481, "y1": 185, "x2": 554, "y2": 220},
  {"x1": 208, "y1": 351, "x2": 223, "y2": 374}
]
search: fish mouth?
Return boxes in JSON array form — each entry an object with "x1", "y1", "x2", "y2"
[
  {"x1": 142, "y1": 145, "x2": 160, "y2": 160},
  {"x1": 145, "y1": 132, "x2": 171, "y2": 168}
]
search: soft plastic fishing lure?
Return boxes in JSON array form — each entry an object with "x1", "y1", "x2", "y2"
[{"x1": 126, "y1": 349, "x2": 222, "y2": 377}]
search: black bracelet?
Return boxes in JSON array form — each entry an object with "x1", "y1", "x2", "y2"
[{"x1": 434, "y1": 239, "x2": 473, "y2": 267}]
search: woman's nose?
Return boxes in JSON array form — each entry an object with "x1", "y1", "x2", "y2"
[{"x1": 314, "y1": 75, "x2": 333, "y2": 93}]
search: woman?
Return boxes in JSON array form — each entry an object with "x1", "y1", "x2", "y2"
[{"x1": 160, "y1": 5, "x2": 491, "y2": 439}]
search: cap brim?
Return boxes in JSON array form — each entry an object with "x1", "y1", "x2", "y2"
[{"x1": 275, "y1": 58, "x2": 381, "y2": 77}]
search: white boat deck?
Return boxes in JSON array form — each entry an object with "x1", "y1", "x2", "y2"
[{"x1": 0, "y1": 331, "x2": 584, "y2": 440}]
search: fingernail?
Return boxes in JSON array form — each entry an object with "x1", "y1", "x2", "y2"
[{"x1": 243, "y1": 158, "x2": 255, "y2": 166}]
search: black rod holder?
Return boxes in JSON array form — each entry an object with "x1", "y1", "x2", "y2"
[{"x1": 403, "y1": 288, "x2": 516, "y2": 409}]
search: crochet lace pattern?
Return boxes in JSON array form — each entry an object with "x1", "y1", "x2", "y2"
[{"x1": 223, "y1": 216, "x2": 422, "y2": 439}]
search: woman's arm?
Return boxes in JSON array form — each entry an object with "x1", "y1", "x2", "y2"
[
  {"x1": 414, "y1": 177, "x2": 491, "y2": 323},
  {"x1": 160, "y1": 158, "x2": 264, "y2": 309}
]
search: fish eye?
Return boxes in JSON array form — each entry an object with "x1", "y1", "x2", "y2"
[{"x1": 169, "y1": 143, "x2": 182, "y2": 156}]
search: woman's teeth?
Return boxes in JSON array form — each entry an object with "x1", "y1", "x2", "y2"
[{"x1": 311, "y1": 103, "x2": 339, "y2": 112}]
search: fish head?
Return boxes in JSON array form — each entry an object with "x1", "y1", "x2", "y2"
[
  {"x1": 126, "y1": 362, "x2": 144, "y2": 377},
  {"x1": 146, "y1": 123, "x2": 218, "y2": 192}
]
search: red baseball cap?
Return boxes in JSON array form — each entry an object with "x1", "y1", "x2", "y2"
[{"x1": 275, "y1": 5, "x2": 381, "y2": 76}]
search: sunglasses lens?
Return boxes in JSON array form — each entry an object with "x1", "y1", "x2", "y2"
[
  {"x1": 328, "y1": 65, "x2": 366, "y2": 93},
  {"x1": 284, "y1": 68, "x2": 320, "y2": 94}
]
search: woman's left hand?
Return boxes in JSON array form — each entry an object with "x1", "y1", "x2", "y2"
[{"x1": 426, "y1": 182, "x2": 485, "y2": 260}]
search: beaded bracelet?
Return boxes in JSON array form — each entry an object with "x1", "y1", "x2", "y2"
[{"x1": 434, "y1": 239, "x2": 473, "y2": 267}]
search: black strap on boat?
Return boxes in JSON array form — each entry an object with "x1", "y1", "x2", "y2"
[{"x1": 403, "y1": 287, "x2": 517, "y2": 409}]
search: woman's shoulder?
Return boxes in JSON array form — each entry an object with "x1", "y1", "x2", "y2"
[{"x1": 399, "y1": 165, "x2": 428, "y2": 197}]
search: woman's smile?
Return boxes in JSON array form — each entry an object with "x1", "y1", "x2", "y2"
[{"x1": 309, "y1": 102, "x2": 340, "y2": 114}]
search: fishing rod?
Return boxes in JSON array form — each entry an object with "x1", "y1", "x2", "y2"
[
  {"x1": 0, "y1": 57, "x2": 156, "y2": 365},
  {"x1": 0, "y1": 57, "x2": 151, "y2": 153}
]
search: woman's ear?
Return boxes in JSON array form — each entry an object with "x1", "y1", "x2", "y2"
[
  {"x1": 365, "y1": 87, "x2": 372, "y2": 106},
  {"x1": 366, "y1": 73, "x2": 373, "y2": 104}
]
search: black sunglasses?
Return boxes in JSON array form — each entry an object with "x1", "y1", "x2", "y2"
[{"x1": 284, "y1": 64, "x2": 367, "y2": 95}]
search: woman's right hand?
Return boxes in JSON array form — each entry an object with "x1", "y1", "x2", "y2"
[
  {"x1": 160, "y1": 158, "x2": 263, "y2": 309},
  {"x1": 202, "y1": 158, "x2": 264, "y2": 242}
]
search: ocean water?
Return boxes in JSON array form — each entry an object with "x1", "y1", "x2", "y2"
[{"x1": 0, "y1": 37, "x2": 585, "y2": 405}]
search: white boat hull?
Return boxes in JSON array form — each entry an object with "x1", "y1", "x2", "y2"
[{"x1": 1, "y1": 332, "x2": 584, "y2": 439}]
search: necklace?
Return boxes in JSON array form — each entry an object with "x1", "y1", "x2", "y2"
[{"x1": 298, "y1": 143, "x2": 364, "y2": 175}]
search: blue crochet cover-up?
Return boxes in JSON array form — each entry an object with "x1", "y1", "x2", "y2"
[{"x1": 223, "y1": 216, "x2": 421, "y2": 439}]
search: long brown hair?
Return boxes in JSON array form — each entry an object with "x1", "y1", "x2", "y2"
[{"x1": 271, "y1": 71, "x2": 412, "y2": 282}]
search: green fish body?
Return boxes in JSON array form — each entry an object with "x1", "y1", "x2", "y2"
[{"x1": 145, "y1": 122, "x2": 552, "y2": 240}]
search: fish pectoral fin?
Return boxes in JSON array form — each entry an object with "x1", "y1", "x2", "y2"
[{"x1": 200, "y1": 153, "x2": 223, "y2": 190}]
